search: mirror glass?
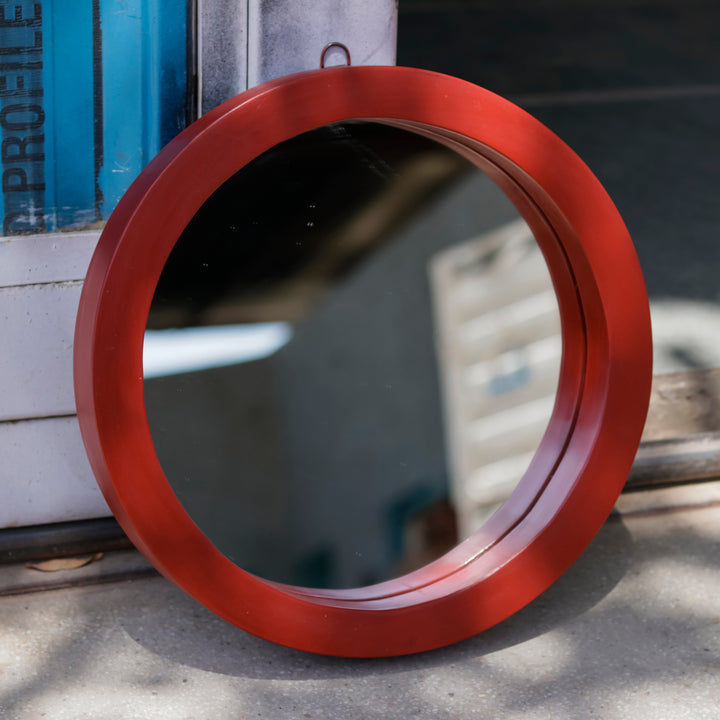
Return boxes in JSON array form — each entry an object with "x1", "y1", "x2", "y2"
[{"x1": 143, "y1": 121, "x2": 561, "y2": 589}]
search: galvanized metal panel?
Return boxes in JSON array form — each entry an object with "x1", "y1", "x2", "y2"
[
  {"x1": 246, "y1": 0, "x2": 398, "y2": 88},
  {"x1": 200, "y1": 0, "x2": 398, "y2": 112},
  {"x1": 198, "y1": 0, "x2": 248, "y2": 113}
]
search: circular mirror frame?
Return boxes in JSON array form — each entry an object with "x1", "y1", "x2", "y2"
[{"x1": 74, "y1": 66, "x2": 652, "y2": 657}]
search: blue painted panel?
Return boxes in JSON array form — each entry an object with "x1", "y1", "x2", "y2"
[
  {"x1": 100, "y1": 0, "x2": 187, "y2": 218},
  {"x1": 44, "y1": 1, "x2": 96, "y2": 230},
  {"x1": 0, "y1": 0, "x2": 47, "y2": 234},
  {"x1": 0, "y1": 0, "x2": 188, "y2": 235},
  {"x1": 99, "y1": 0, "x2": 148, "y2": 216},
  {"x1": 158, "y1": 0, "x2": 188, "y2": 148}
]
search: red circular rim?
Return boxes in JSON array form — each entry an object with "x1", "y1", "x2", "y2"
[{"x1": 73, "y1": 65, "x2": 652, "y2": 657}]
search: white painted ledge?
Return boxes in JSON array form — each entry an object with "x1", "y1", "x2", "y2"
[{"x1": 0, "y1": 231, "x2": 99, "y2": 288}]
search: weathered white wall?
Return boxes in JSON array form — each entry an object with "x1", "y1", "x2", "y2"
[{"x1": 0, "y1": 231, "x2": 109, "y2": 527}]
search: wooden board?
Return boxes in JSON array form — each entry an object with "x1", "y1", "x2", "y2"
[{"x1": 642, "y1": 367, "x2": 720, "y2": 441}]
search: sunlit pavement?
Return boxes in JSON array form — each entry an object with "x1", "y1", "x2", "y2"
[{"x1": 0, "y1": 481, "x2": 718, "y2": 719}]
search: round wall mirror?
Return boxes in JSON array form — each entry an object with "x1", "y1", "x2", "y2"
[
  {"x1": 142, "y1": 121, "x2": 562, "y2": 589},
  {"x1": 75, "y1": 65, "x2": 651, "y2": 656}
]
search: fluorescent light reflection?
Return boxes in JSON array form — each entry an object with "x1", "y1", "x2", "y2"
[{"x1": 143, "y1": 323, "x2": 293, "y2": 378}]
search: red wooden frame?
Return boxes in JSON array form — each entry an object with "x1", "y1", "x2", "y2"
[{"x1": 74, "y1": 66, "x2": 652, "y2": 657}]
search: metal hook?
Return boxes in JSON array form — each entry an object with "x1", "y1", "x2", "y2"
[{"x1": 320, "y1": 42, "x2": 352, "y2": 68}]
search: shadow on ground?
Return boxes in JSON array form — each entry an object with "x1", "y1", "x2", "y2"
[{"x1": 120, "y1": 516, "x2": 633, "y2": 680}]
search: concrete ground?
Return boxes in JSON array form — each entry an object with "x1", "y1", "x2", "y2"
[{"x1": 1, "y1": 481, "x2": 719, "y2": 720}]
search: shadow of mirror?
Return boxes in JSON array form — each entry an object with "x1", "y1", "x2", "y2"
[{"x1": 143, "y1": 121, "x2": 561, "y2": 589}]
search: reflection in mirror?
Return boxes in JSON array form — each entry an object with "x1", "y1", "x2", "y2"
[{"x1": 143, "y1": 121, "x2": 561, "y2": 589}]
